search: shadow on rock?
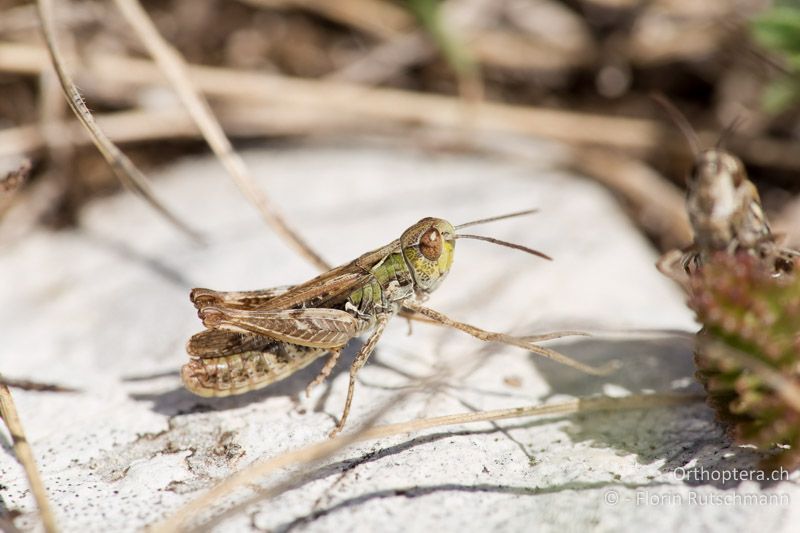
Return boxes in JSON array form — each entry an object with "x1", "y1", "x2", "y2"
[
  {"x1": 532, "y1": 332, "x2": 776, "y2": 488},
  {"x1": 534, "y1": 333, "x2": 699, "y2": 399},
  {"x1": 83, "y1": 230, "x2": 194, "y2": 289},
  {"x1": 270, "y1": 480, "x2": 665, "y2": 533}
]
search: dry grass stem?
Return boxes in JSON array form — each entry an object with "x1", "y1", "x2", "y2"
[
  {"x1": 0, "y1": 376, "x2": 77, "y2": 393},
  {"x1": 83, "y1": 52, "x2": 800, "y2": 167},
  {"x1": 4, "y1": 41, "x2": 800, "y2": 171},
  {"x1": 20, "y1": 44, "x2": 662, "y2": 151},
  {"x1": 0, "y1": 380, "x2": 58, "y2": 533},
  {"x1": 94, "y1": 57, "x2": 661, "y2": 150},
  {"x1": 153, "y1": 392, "x2": 701, "y2": 532},
  {"x1": 34, "y1": 0, "x2": 202, "y2": 242},
  {"x1": 112, "y1": 0, "x2": 330, "y2": 271},
  {"x1": 151, "y1": 390, "x2": 410, "y2": 533},
  {"x1": 0, "y1": 107, "x2": 357, "y2": 158}
]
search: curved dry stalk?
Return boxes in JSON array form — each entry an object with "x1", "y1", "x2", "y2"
[
  {"x1": 35, "y1": 0, "x2": 202, "y2": 243},
  {"x1": 112, "y1": 0, "x2": 330, "y2": 272},
  {"x1": 0, "y1": 380, "x2": 58, "y2": 533},
  {"x1": 152, "y1": 392, "x2": 701, "y2": 532},
  {"x1": 0, "y1": 376, "x2": 77, "y2": 393}
]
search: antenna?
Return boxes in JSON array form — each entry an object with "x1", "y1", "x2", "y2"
[
  {"x1": 651, "y1": 93, "x2": 702, "y2": 155},
  {"x1": 455, "y1": 208, "x2": 539, "y2": 230},
  {"x1": 454, "y1": 234, "x2": 552, "y2": 261}
]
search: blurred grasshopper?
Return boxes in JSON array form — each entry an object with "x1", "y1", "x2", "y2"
[
  {"x1": 184, "y1": 209, "x2": 609, "y2": 436},
  {"x1": 653, "y1": 98, "x2": 798, "y2": 286}
]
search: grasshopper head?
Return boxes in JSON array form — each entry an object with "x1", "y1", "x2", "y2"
[
  {"x1": 688, "y1": 149, "x2": 770, "y2": 250},
  {"x1": 399, "y1": 210, "x2": 551, "y2": 294},
  {"x1": 400, "y1": 218, "x2": 456, "y2": 293},
  {"x1": 689, "y1": 149, "x2": 747, "y2": 194}
]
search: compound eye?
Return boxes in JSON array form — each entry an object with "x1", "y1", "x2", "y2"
[
  {"x1": 419, "y1": 227, "x2": 442, "y2": 261},
  {"x1": 728, "y1": 158, "x2": 745, "y2": 186}
]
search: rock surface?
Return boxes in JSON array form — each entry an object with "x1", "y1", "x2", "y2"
[{"x1": 1, "y1": 141, "x2": 797, "y2": 532}]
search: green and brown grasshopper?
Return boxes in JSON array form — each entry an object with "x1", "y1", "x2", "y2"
[{"x1": 183, "y1": 210, "x2": 609, "y2": 435}]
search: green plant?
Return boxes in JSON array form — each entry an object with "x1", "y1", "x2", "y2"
[
  {"x1": 405, "y1": 0, "x2": 478, "y2": 94},
  {"x1": 691, "y1": 252, "x2": 800, "y2": 470},
  {"x1": 751, "y1": 2, "x2": 800, "y2": 113}
]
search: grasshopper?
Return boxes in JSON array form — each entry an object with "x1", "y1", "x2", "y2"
[
  {"x1": 653, "y1": 98, "x2": 798, "y2": 286},
  {"x1": 183, "y1": 210, "x2": 609, "y2": 436}
]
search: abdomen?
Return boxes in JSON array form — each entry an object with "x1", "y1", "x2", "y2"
[{"x1": 182, "y1": 342, "x2": 327, "y2": 397}]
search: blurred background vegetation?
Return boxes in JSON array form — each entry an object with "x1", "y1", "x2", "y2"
[{"x1": 1, "y1": 0, "x2": 800, "y2": 252}]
